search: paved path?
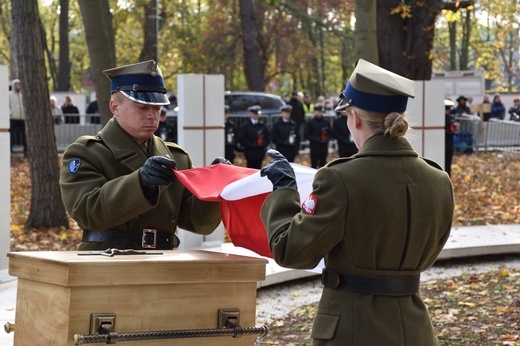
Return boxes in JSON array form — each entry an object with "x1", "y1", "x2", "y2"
[{"x1": 1, "y1": 224, "x2": 519, "y2": 345}]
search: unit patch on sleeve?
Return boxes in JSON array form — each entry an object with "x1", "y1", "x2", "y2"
[
  {"x1": 69, "y1": 158, "x2": 81, "y2": 174},
  {"x1": 302, "y1": 193, "x2": 318, "y2": 215}
]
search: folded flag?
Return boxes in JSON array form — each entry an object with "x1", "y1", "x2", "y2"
[{"x1": 173, "y1": 164, "x2": 316, "y2": 257}]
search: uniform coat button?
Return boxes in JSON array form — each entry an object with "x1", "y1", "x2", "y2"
[{"x1": 169, "y1": 215, "x2": 176, "y2": 223}]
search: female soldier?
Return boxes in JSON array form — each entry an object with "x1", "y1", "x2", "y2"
[{"x1": 260, "y1": 59, "x2": 454, "y2": 345}]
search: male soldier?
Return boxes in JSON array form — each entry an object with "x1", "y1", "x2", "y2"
[
  {"x1": 238, "y1": 105, "x2": 270, "y2": 169},
  {"x1": 154, "y1": 106, "x2": 177, "y2": 143},
  {"x1": 332, "y1": 109, "x2": 357, "y2": 157},
  {"x1": 288, "y1": 91, "x2": 305, "y2": 146},
  {"x1": 304, "y1": 103, "x2": 331, "y2": 168},
  {"x1": 224, "y1": 105, "x2": 237, "y2": 164},
  {"x1": 271, "y1": 105, "x2": 299, "y2": 162},
  {"x1": 59, "y1": 60, "x2": 222, "y2": 250},
  {"x1": 9, "y1": 79, "x2": 26, "y2": 155}
]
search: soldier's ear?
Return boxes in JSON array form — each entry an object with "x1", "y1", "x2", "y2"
[
  {"x1": 352, "y1": 111, "x2": 362, "y2": 129},
  {"x1": 109, "y1": 98, "x2": 119, "y2": 116}
]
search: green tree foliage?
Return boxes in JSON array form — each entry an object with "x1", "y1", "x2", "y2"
[
  {"x1": 433, "y1": 0, "x2": 519, "y2": 92},
  {"x1": 2, "y1": 1, "x2": 518, "y2": 97},
  {"x1": 0, "y1": 1, "x2": 11, "y2": 66}
]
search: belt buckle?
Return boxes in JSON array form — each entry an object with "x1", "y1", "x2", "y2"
[
  {"x1": 142, "y1": 229, "x2": 157, "y2": 249},
  {"x1": 322, "y1": 269, "x2": 340, "y2": 288}
]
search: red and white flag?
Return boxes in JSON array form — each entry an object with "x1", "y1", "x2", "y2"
[{"x1": 173, "y1": 163, "x2": 316, "y2": 257}]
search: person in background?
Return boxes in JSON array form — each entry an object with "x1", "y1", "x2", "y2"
[
  {"x1": 324, "y1": 102, "x2": 335, "y2": 116},
  {"x1": 9, "y1": 78, "x2": 27, "y2": 155},
  {"x1": 302, "y1": 93, "x2": 314, "y2": 117},
  {"x1": 332, "y1": 109, "x2": 357, "y2": 158},
  {"x1": 224, "y1": 104, "x2": 238, "y2": 164},
  {"x1": 288, "y1": 90, "x2": 306, "y2": 148},
  {"x1": 86, "y1": 99, "x2": 100, "y2": 124},
  {"x1": 167, "y1": 93, "x2": 177, "y2": 110},
  {"x1": 238, "y1": 105, "x2": 270, "y2": 169},
  {"x1": 451, "y1": 95, "x2": 471, "y2": 116},
  {"x1": 59, "y1": 60, "x2": 223, "y2": 251},
  {"x1": 445, "y1": 99, "x2": 458, "y2": 176},
  {"x1": 259, "y1": 59, "x2": 454, "y2": 345},
  {"x1": 50, "y1": 95, "x2": 64, "y2": 124},
  {"x1": 271, "y1": 105, "x2": 299, "y2": 162},
  {"x1": 62, "y1": 95, "x2": 80, "y2": 124},
  {"x1": 490, "y1": 94, "x2": 505, "y2": 120},
  {"x1": 508, "y1": 98, "x2": 520, "y2": 121},
  {"x1": 304, "y1": 103, "x2": 331, "y2": 168},
  {"x1": 154, "y1": 106, "x2": 177, "y2": 143},
  {"x1": 482, "y1": 95, "x2": 492, "y2": 121},
  {"x1": 466, "y1": 95, "x2": 473, "y2": 109}
]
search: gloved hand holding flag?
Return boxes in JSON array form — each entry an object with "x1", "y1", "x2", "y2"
[{"x1": 172, "y1": 162, "x2": 316, "y2": 257}]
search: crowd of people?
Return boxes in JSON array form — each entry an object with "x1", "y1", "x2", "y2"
[
  {"x1": 10, "y1": 58, "x2": 504, "y2": 344},
  {"x1": 447, "y1": 93, "x2": 520, "y2": 121},
  {"x1": 9, "y1": 72, "x2": 520, "y2": 175},
  {"x1": 224, "y1": 93, "x2": 358, "y2": 169}
]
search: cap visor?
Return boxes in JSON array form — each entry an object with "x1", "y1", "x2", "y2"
[
  {"x1": 121, "y1": 90, "x2": 170, "y2": 106},
  {"x1": 334, "y1": 97, "x2": 352, "y2": 112}
]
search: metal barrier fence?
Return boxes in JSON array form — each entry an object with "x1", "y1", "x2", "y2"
[
  {"x1": 455, "y1": 116, "x2": 520, "y2": 154},
  {"x1": 22, "y1": 113, "x2": 336, "y2": 153}
]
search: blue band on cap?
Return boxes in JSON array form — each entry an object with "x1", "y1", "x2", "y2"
[
  {"x1": 343, "y1": 83, "x2": 408, "y2": 113},
  {"x1": 110, "y1": 74, "x2": 165, "y2": 92}
]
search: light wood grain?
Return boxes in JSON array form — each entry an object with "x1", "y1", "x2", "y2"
[{"x1": 9, "y1": 250, "x2": 267, "y2": 345}]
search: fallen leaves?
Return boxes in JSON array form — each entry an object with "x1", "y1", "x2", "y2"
[
  {"x1": 256, "y1": 268, "x2": 520, "y2": 345},
  {"x1": 10, "y1": 157, "x2": 83, "y2": 251},
  {"x1": 8, "y1": 151, "x2": 520, "y2": 345},
  {"x1": 427, "y1": 268, "x2": 520, "y2": 345},
  {"x1": 451, "y1": 152, "x2": 520, "y2": 226},
  {"x1": 11, "y1": 151, "x2": 518, "y2": 251}
]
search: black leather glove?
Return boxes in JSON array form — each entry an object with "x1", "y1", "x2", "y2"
[
  {"x1": 139, "y1": 156, "x2": 177, "y2": 197},
  {"x1": 211, "y1": 157, "x2": 232, "y2": 165},
  {"x1": 260, "y1": 149, "x2": 297, "y2": 191}
]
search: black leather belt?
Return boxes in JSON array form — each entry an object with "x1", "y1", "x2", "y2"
[
  {"x1": 321, "y1": 269, "x2": 420, "y2": 296},
  {"x1": 82, "y1": 229, "x2": 179, "y2": 249}
]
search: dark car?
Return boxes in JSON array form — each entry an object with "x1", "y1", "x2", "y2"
[{"x1": 225, "y1": 91, "x2": 286, "y2": 116}]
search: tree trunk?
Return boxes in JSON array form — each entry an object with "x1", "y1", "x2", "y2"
[
  {"x1": 354, "y1": 0, "x2": 378, "y2": 64},
  {"x1": 239, "y1": 0, "x2": 265, "y2": 91},
  {"x1": 301, "y1": 14, "x2": 320, "y2": 98},
  {"x1": 449, "y1": 21, "x2": 457, "y2": 70},
  {"x1": 78, "y1": 0, "x2": 116, "y2": 125},
  {"x1": 8, "y1": 9, "x2": 19, "y2": 79},
  {"x1": 460, "y1": 9, "x2": 472, "y2": 70},
  {"x1": 138, "y1": 0, "x2": 156, "y2": 62},
  {"x1": 11, "y1": 0, "x2": 69, "y2": 228},
  {"x1": 376, "y1": 0, "x2": 474, "y2": 80},
  {"x1": 377, "y1": 0, "x2": 441, "y2": 79},
  {"x1": 57, "y1": 0, "x2": 70, "y2": 91}
]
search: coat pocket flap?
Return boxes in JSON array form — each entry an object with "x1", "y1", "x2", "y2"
[{"x1": 311, "y1": 309, "x2": 341, "y2": 340}]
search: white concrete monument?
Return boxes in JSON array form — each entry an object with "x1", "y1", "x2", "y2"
[
  {"x1": 0, "y1": 65, "x2": 11, "y2": 277},
  {"x1": 176, "y1": 74, "x2": 226, "y2": 250},
  {"x1": 407, "y1": 79, "x2": 446, "y2": 169}
]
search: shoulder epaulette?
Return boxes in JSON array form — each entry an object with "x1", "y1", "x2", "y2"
[
  {"x1": 421, "y1": 157, "x2": 443, "y2": 170},
  {"x1": 325, "y1": 156, "x2": 357, "y2": 167},
  {"x1": 75, "y1": 135, "x2": 102, "y2": 145},
  {"x1": 165, "y1": 141, "x2": 189, "y2": 155}
]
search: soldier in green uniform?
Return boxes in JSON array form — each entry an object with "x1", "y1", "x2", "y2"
[
  {"x1": 260, "y1": 59, "x2": 454, "y2": 345},
  {"x1": 60, "y1": 60, "x2": 223, "y2": 251}
]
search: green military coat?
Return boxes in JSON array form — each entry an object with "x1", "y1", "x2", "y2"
[
  {"x1": 60, "y1": 118, "x2": 221, "y2": 250},
  {"x1": 261, "y1": 134, "x2": 454, "y2": 345}
]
